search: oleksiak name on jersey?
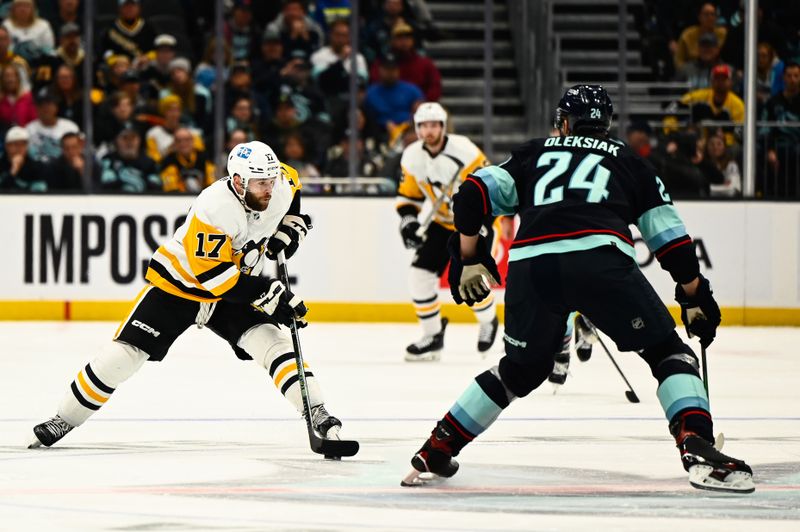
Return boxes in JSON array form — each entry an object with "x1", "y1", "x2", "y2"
[{"x1": 453, "y1": 136, "x2": 700, "y2": 284}]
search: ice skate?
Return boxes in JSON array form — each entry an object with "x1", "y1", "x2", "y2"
[
  {"x1": 405, "y1": 318, "x2": 448, "y2": 362},
  {"x1": 548, "y1": 348, "x2": 571, "y2": 391},
  {"x1": 477, "y1": 316, "x2": 499, "y2": 354},
  {"x1": 574, "y1": 314, "x2": 596, "y2": 362},
  {"x1": 401, "y1": 420, "x2": 462, "y2": 486},
  {"x1": 28, "y1": 415, "x2": 74, "y2": 448},
  {"x1": 671, "y1": 417, "x2": 754, "y2": 493},
  {"x1": 309, "y1": 404, "x2": 342, "y2": 439}
]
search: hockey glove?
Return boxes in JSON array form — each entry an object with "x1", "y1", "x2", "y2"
[
  {"x1": 675, "y1": 274, "x2": 721, "y2": 348},
  {"x1": 273, "y1": 289, "x2": 309, "y2": 328},
  {"x1": 399, "y1": 215, "x2": 425, "y2": 249},
  {"x1": 446, "y1": 232, "x2": 501, "y2": 306},
  {"x1": 266, "y1": 214, "x2": 312, "y2": 261},
  {"x1": 252, "y1": 279, "x2": 286, "y2": 316}
]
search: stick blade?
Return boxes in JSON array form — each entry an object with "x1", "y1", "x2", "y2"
[
  {"x1": 625, "y1": 391, "x2": 640, "y2": 403},
  {"x1": 311, "y1": 437, "x2": 360, "y2": 458}
]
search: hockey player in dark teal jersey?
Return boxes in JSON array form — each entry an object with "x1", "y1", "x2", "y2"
[{"x1": 401, "y1": 85, "x2": 754, "y2": 493}]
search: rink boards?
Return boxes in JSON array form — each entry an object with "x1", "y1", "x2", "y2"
[{"x1": 1, "y1": 195, "x2": 799, "y2": 325}]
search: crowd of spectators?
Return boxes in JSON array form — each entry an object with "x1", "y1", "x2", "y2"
[
  {"x1": 0, "y1": 0, "x2": 442, "y2": 194},
  {"x1": 640, "y1": 0, "x2": 800, "y2": 197}
]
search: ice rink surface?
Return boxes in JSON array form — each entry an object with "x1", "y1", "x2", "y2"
[{"x1": 0, "y1": 321, "x2": 798, "y2": 531}]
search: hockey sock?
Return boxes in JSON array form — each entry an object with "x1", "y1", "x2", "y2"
[
  {"x1": 409, "y1": 267, "x2": 442, "y2": 336},
  {"x1": 268, "y1": 352, "x2": 323, "y2": 410},
  {"x1": 658, "y1": 375, "x2": 714, "y2": 443},
  {"x1": 471, "y1": 293, "x2": 496, "y2": 324},
  {"x1": 58, "y1": 342, "x2": 148, "y2": 427},
  {"x1": 239, "y1": 324, "x2": 324, "y2": 412},
  {"x1": 446, "y1": 366, "x2": 515, "y2": 442}
]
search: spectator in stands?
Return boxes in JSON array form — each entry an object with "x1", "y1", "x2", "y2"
[
  {"x1": 225, "y1": 0, "x2": 260, "y2": 62},
  {"x1": 761, "y1": 62, "x2": 800, "y2": 196},
  {"x1": 310, "y1": 0, "x2": 351, "y2": 34},
  {"x1": 0, "y1": 63, "x2": 36, "y2": 126},
  {"x1": 282, "y1": 131, "x2": 321, "y2": 179},
  {"x1": 3, "y1": 0, "x2": 55, "y2": 63},
  {"x1": 674, "y1": 3, "x2": 727, "y2": 71},
  {"x1": 0, "y1": 25, "x2": 31, "y2": 90},
  {"x1": 119, "y1": 68, "x2": 155, "y2": 115},
  {"x1": 159, "y1": 126, "x2": 216, "y2": 193},
  {"x1": 25, "y1": 86, "x2": 78, "y2": 162},
  {"x1": 703, "y1": 132, "x2": 741, "y2": 197},
  {"x1": 47, "y1": 131, "x2": 98, "y2": 191},
  {"x1": 31, "y1": 22, "x2": 84, "y2": 92},
  {"x1": 676, "y1": 31, "x2": 727, "y2": 90},
  {"x1": 756, "y1": 41, "x2": 784, "y2": 105},
  {"x1": 324, "y1": 129, "x2": 383, "y2": 179},
  {"x1": 94, "y1": 91, "x2": 143, "y2": 151},
  {"x1": 100, "y1": 53, "x2": 132, "y2": 93},
  {"x1": 278, "y1": 50, "x2": 330, "y2": 127},
  {"x1": 312, "y1": 18, "x2": 368, "y2": 103},
  {"x1": 0, "y1": 125, "x2": 46, "y2": 190},
  {"x1": 677, "y1": 64, "x2": 744, "y2": 146},
  {"x1": 193, "y1": 37, "x2": 232, "y2": 91},
  {"x1": 225, "y1": 60, "x2": 256, "y2": 113},
  {"x1": 141, "y1": 34, "x2": 177, "y2": 93},
  {"x1": 721, "y1": 6, "x2": 787, "y2": 72},
  {"x1": 99, "y1": 126, "x2": 160, "y2": 192},
  {"x1": 625, "y1": 121, "x2": 654, "y2": 160},
  {"x1": 262, "y1": 94, "x2": 315, "y2": 162},
  {"x1": 219, "y1": 127, "x2": 247, "y2": 169},
  {"x1": 364, "y1": 53, "x2": 423, "y2": 131},
  {"x1": 226, "y1": 95, "x2": 259, "y2": 142},
  {"x1": 265, "y1": 0, "x2": 324, "y2": 59},
  {"x1": 43, "y1": 0, "x2": 81, "y2": 37},
  {"x1": 161, "y1": 57, "x2": 212, "y2": 135},
  {"x1": 652, "y1": 130, "x2": 709, "y2": 198},
  {"x1": 146, "y1": 94, "x2": 203, "y2": 164},
  {"x1": 369, "y1": 22, "x2": 441, "y2": 101},
  {"x1": 364, "y1": 0, "x2": 416, "y2": 63},
  {"x1": 52, "y1": 64, "x2": 83, "y2": 126},
  {"x1": 252, "y1": 27, "x2": 285, "y2": 115},
  {"x1": 99, "y1": 0, "x2": 155, "y2": 61}
]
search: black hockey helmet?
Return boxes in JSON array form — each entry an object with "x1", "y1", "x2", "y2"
[{"x1": 554, "y1": 84, "x2": 614, "y2": 134}]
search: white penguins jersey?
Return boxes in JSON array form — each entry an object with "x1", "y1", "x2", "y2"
[
  {"x1": 396, "y1": 134, "x2": 489, "y2": 230},
  {"x1": 145, "y1": 163, "x2": 302, "y2": 303}
]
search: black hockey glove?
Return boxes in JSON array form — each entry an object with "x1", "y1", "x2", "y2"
[
  {"x1": 446, "y1": 232, "x2": 501, "y2": 306},
  {"x1": 399, "y1": 215, "x2": 425, "y2": 249},
  {"x1": 272, "y1": 289, "x2": 309, "y2": 328},
  {"x1": 675, "y1": 274, "x2": 721, "y2": 348},
  {"x1": 266, "y1": 213, "x2": 312, "y2": 261}
]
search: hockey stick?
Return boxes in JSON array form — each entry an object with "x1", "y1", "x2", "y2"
[
  {"x1": 415, "y1": 160, "x2": 464, "y2": 239},
  {"x1": 276, "y1": 251, "x2": 359, "y2": 459},
  {"x1": 588, "y1": 323, "x2": 640, "y2": 404},
  {"x1": 701, "y1": 344, "x2": 710, "y2": 406}
]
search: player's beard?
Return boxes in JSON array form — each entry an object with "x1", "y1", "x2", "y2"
[
  {"x1": 245, "y1": 190, "x2": 270, "y2": 211},
  {"x1": 423, "y1": 131, "x2": 444, "y2": 149}
]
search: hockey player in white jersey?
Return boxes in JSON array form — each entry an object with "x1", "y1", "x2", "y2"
[
  {"x1": 28, "y1": 141, "x2": 350, "y2": 450},
  {"x1": 396, "y1": 102, "x2": 500, "y2": 361}
]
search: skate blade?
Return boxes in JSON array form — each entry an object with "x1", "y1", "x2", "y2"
[
  {"x1": 404, "y1": 350, "x2": 441, "y2": 362},
  {"x1": 688, "y1": 464, "x2": 755, "y2": 494},
  {"x1": 400, "y1": 468, "x2": 444, "y2": 487}
]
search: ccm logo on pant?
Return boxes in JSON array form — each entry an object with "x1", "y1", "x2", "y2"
[{"x1": 131, "y1": 320, "x2": 161, "y2": 337}]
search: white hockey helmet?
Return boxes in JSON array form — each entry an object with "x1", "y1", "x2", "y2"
[
  {"x1": 227, "y1": 141, "x2": 281, "y2": 195},
  {"x1": 413, "y1": 102, "x2": 447, "y2": 135}
]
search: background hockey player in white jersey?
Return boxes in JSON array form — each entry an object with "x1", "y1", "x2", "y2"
[
  {"x1": 396, "y1": 102, "x2": 500, "y2": 361},
  {"x1": 28, "y1": 141, "x2": 349, "y2": 450}
]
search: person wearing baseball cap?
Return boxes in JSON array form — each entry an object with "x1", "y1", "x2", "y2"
[
  {"x1": 677, "y1": 62, "x2": 744, "y2": 146},
  {"x1": 0, "y1": 124, "x2": 48, "y2": 191},
  {"x1": 141, "y1": 34, "x2": 178, "y2": 90}
]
